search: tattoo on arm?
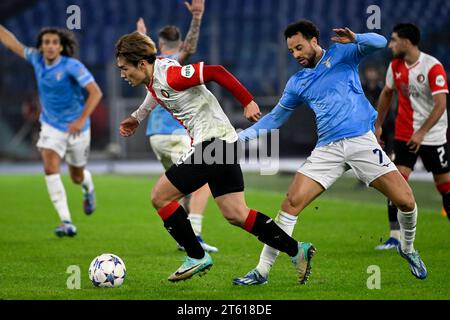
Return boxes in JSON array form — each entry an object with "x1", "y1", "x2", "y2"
[{"x1": 178, "y1": 18, "x2": 202, "y2": 64}]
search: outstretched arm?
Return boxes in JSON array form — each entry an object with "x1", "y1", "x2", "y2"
[
  {"x1": 332, "y1": 27, "x2": 387, "y2": 56},
  {"x1": 166, "y1": 62, "x2": 261, "y2": 121},
  {"x1": 136, "y1": 18, "x2": 147, "y2": 35},
  {"x1": 0, "y1": 25, "x2": 26, "y2": 58},
  {"x1": 238, "y1": 103, "x2": 295, "y2": 141},
  {"x1": 178, "y1": 0, "x2": 205, "y2": 64}
]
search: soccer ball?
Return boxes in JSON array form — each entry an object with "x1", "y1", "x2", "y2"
[{"x1": 88, "y1": 253, "x2": 126, "y2": 288}]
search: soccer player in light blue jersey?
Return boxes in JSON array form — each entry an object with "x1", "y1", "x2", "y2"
[
  {"x1": 233, "y1": 20, "x2": 427, "y2": 285},
  {"x1": 0, "y1": 25, "x2": 103, "y2": 237},
  {"x1": 136, "y1": 0, "x2": 218, "y2": 253}
]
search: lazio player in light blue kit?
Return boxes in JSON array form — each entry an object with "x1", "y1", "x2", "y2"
[
  {"x1": 0, "y1": 25, "x2": 103, "y2": 237},
  {"x1": 233, "y1": 20, "x2": 427, "y2": 286}
]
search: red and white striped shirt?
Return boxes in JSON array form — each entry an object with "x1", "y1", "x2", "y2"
[{"x1": 386, "y1": 52, "x2": 448, "y2": 145}]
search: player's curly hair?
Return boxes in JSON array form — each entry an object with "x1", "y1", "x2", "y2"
[
  {"x1": 284, "y1": 20, "x2": 320, "y2": 41},
  {"x1": 36, "y1": 28, "x2": 78, "y2": 57},
  {"x1": 115, "y1": 31, "x2": 157, "y2": 66}
]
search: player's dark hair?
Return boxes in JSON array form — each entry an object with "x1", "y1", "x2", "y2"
[
  {"x1": 393, "y1": 23, "x2": 421, "y2": 46},
  {"x1": 115, "y1": 31, "x2": 157, "y2": 66},
  {"x1": 284, "y1": 20, "x2": 320, "y2": 41},
  {"x1": 36, "y1": 28, "x2": 78, "y2": 57},
  {"x1": 158, "y1": 25, "x2": 181, "y2": 42}
]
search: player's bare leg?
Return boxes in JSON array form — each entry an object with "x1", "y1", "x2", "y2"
[
  {"x1": 370, "y1": 170, "x2": 427, "y2": 279},
  {"x1": 376, "y1": 165, "x2": 412, "y2": 250},
  {"x1": 41, "y1": 148, "x2": 61, "y2": 176},
  {"x1": 189, "y1": 183, "x2": 210, "y2": 215},
  {"x1": 281, "y1": 173, "x2": 325, "y2": 215},
  {"x1": 69, "y1": 165, "x2": 96, "y2": 215},
  {"x1": 433, "y1": 172, "x2": 450, "y2": 220},
  {"x1": 41, "y1": 149, "x2": 75, "y2": 237},
  {"x1": 216, "y1": 190, "x2": 316, "y2": 284},
  {"x1": 233, "y1": 173, "x2": 323, "y2": 285}
]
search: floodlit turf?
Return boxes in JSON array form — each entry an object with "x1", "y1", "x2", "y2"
[{"x1": 0, "y1": 174, "x2": 449, "y2": 300}]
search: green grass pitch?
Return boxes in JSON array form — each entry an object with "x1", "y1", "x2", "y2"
[{"x1": 0, "y1": 173, "x2": 449, "y2": 300}]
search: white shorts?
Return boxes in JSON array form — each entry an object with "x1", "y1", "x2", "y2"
[
  {"x1": 298, "y1": 131, "x2": 398, "y2": 189},
  {"x1": 149, "y1": 134, "x2": 191, "y2": 170},
  {"x1": 36, "y1": 123, "x2": 91, "y2": 167}
]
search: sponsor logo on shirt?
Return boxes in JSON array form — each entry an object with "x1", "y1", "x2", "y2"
[
  {"x1": 395, "y1": 72, "x2": 402, "y2": 80},
  {"x1": 181, "y1": 65, "x2": 195, "y2": 78},
  {"x1": 436, "y1": 75, "x2": 446, "y2": 87}
]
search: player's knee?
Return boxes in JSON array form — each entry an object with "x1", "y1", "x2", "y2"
[
  {"x1": 70, "y1": 174, "x2": 84, "y2": 185},
  {"x1": 283, "y1": 195, "x2": 303, "y2": 214},
  {"x1": 44, "y1": 163, "x2": 59, "y2": 176},
  {"x1": 395, "y1": 190, "x2": 416, "y2": 212},
  {"x1": 222, "y1": 207, "x2": 247, "y2": 227},
  {"x1": 225, "y1": 216, "x2": 242, "y2": 227},
  {"x1": 150, "y1": 188, "x2": 164, "y2": 210},
  {"x1": 44, "y1": 168, "x2": 58, "y2": 176},
  {"x1": 397, "y1": 201, "x2": 416, "y2": 213}
]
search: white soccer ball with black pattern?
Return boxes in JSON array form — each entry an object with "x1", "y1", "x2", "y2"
[{"x1": 88, "y1": 253, "x2": 126, "y2": 288}]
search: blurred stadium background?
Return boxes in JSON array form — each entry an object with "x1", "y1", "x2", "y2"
[{"x1": 0, "y1": 0, "x2": 449, "y2": 174}]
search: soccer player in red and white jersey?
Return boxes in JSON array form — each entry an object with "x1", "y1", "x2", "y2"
[
  {"x1": 375, "y1": 23, "x2": 449, "y2": 250},
  {"x1": 115, "y1": 32, "x2": 316, "y2": 283},
  {"x1": 136, "y1": 0, "x2": 219, "y2": 254}
]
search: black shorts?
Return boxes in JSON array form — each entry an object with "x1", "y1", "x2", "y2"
[
  {"x1": 165, "y1": 138, "x2": 244, "y2": 198},
  {"x1": 393, "y1": 140, "x2": 450, "y2": 174}
]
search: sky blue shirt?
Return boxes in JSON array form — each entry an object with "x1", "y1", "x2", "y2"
[
  {"x1": 24, "y1": 48, "x2": 94, "y2": 133},
  {"x1": 239, "y1": 33, "x2": 387, "y2": 148},
  {"x1": 146, "y1": 54, "x2": 187, "y2": 137}
]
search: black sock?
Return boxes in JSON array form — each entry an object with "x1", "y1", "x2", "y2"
[
  {"x1": 248, "y1": 211, "x2": 299, "y2": 257},
  {"x1": 388, "y1": 199, "x2": 400, "y2": 231},
  {"x1": 442, "y1": 192, "x2": 450, "y2": 221},
  {"x1": 163, "y1": 205, "x2": 204, "y2": 259}
]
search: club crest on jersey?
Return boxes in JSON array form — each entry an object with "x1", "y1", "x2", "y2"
[
  {"x1": 161, "y1": 89, "x2": 170, "y2": 98},
  {"x1": 417, "y1": 74, "x2": 425, "y2": 83},
  {"x1": 322, "y1": 57, "x2": 332, "y2": 68},
  {"x1": 436, "y1": 75, "x2": 446, "y2": 87},
  {"x1": 55, "y1": 72, "x2": 64, "y2": 81},
  {"x1": 181, "y1": 65, "x2": 195, "y2": 78}
]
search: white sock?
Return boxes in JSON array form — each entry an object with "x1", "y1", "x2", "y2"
[
  {"x1": 256, "y1": 211, "x2": 298, "y2": 278},
  {"x1": 45, "y1": 174, "x2": 71, "y2": 223},
  {"x1": 390, "y1": 230, "x2": 401, "y2": 240},
  {"x1": 82, "y1": 170, "x2": 94, "y2": 193},
  {"x1": 188, "y1": 213, "x2": 203, "y2": 236},
  {"x1": 397, "y1": 204, "x2": 417, "y2": 254}
]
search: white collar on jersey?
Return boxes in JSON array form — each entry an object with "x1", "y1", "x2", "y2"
[
  {"x1": 404, "y1": 52, "x2": 422, "y2": 70},
  {"x1": 44, "y1": 56, "x2": 62, "y2": 70}
]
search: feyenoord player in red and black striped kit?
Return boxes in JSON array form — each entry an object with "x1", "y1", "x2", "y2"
[
  {"x1": 375, "y1": 23, "x2": 449, "y2": 250},
  {"x1": 115, "y1": 32, "x2": 316, "y2": 283}
]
